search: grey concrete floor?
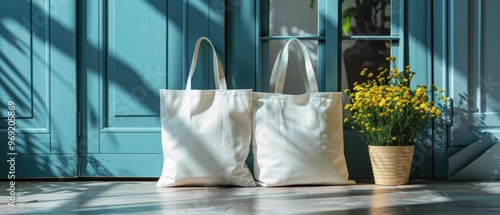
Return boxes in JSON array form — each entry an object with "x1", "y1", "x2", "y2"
[{"x1": 1, "y1": 180, "x2": 499, "y2": 214}]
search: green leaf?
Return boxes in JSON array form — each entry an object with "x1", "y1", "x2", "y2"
[
  {"x1": 342, "y1": 17, "x2": 351, "y2": 35},
  {"x1": 341, "y1": 7, "x2": 359, "y2": 35},
  {"x1": 309, "y1": 0, "x2": 315, "y2": 9}
]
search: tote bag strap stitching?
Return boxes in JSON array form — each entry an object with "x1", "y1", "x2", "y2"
[
  {"x1": 269, "y1": 38, "x2": 318, "y2": 94},
  {"x1": 186, "y1": 37, "x2": 227, "y2": 90}
]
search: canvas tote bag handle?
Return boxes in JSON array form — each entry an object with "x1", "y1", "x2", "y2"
[
  {"x1": 269, "y1": 38, "x2": 318, "y2": 94},
  {"x1": 186, "y1": 37, "x2": 227, "y2": 90}
]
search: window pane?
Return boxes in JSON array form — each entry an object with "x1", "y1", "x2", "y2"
[
  {"x1": 269, "y1": 0, "x2": 318, "y2": 36},
  {"x1": 269, "y1": 40, "x2": 318, "y2": 94},
  {"x1": 341, "y1": 0, "x2": 391, "y2": 36},
  {"x1": 341, "y1": 40, "x2": 390, "y2": 92}
]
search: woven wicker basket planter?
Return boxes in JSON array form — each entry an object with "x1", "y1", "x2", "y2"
[{"x1": 368, "y1": 145, "x2": 415, "y2": 186}]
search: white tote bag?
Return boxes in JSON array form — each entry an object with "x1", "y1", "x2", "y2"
[
  {"x1": 252, "y1": 38, "x2": 354, "y2": 186},
  {"x1": 157, "y1": 37, "x2": 255, "y2": 187}
]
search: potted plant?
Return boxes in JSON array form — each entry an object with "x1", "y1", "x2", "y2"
[{"x1": 343, "y1": 57, "x2": 447, "y2": 185}]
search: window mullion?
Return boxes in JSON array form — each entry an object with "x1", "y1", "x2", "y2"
[
  {"x1": 395, "y1": 0, "x2": 405, "y2": 71},
  {"x1": 261, "y1": 36, "x2": 325, "y2": 41},
  {"x1": 341, "y1": 36, "x2": 401, "y2": 40},
  {"x1": 392, "y1": 0, "x2": 402, "y2": 36},
  {"x1": 256, "y1": 0, "x2": 270, "y2": 92},
  {"x1": 322, "y1": 0, "x2": 339, "y2": 92}
]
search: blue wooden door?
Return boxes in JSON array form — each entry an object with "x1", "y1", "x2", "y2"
[
  {"x1": 433, "y1": 0, "x2": 500, "y2": 180},
  {"x1": 79, "y1": 0, "x2": 225, "y2": 177},
  {"x1": 0, "y1": 0, "x2": 77, "y2": 178}
]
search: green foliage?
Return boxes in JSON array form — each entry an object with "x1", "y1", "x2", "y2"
[
  {"x1": 342, "y1": 7, "x2": 359, "y2": 35},
  {"x1": 309, "y1": 0, "x2": 391, "y2": 35}
]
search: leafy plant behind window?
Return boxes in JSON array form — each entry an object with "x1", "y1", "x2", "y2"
[{"x1": 309, "y1": 0, "x2": 390, "y2": 35}]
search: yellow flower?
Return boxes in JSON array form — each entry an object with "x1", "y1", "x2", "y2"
[
  {"x1": 430, "y1": 106, "x2": 437, "y2": 114},
  {"x1": 343, "y1": 57, "x2": 444, "y2": 146},
  {"x1": 360, "y1": 69, "x2": 367, "y2": 76},
  {"x1": 416, "y1": 87, "x2": 423, "y2": 95},
  {"x1": 379, "y1": 99, "x2": 386, "y2": 107}
]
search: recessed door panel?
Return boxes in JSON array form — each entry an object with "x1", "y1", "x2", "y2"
[
  {"x1": 80, "y1": 0, "x2": 225, "y2": 177},
  {"x1": 0, "y1": 0, "x2": 77, "y2": 178}
]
